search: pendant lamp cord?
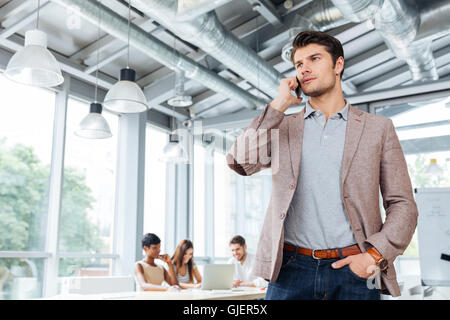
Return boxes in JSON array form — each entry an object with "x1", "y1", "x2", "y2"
[
  {"x1": 256, "y1": 15, "x2": 260, "y2": 101},
  {"x1": 36, "y1": 0, "x2": 41, "y2": 29},
  {"x1": 171, "y1": 36, "x2": 176, "y2": 133},
  {"x1": 127, "y1": 0, "x2": 131, "y2": 68},
  {"x1": 94, "y1": 0, "x2": 101, "y2": 103}
]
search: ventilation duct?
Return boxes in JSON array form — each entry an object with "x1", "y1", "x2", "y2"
[
  {"x1": 176, "y1": 0, "x2": 232, "y2": 21},
  {"x1": 281, "y1": 0, "x2": 348, "y2": 63},
  {"x1": 130, "y1": 0, "x2": 283, "y2": 99},
  {"x1": 332, "y1": 0, "x2": 446, "y2": 82},
  {"x1": 330, "y1": 0, "x2": 383, "y2": 22},
  {"x1": 53, "y1": 0, "x2": 268, "y2": 110},
  {"x1": 373, "y1": 0, "x2": 438, "y2": 81}
]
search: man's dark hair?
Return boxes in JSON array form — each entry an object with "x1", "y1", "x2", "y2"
[
  {"x1": 290, "y1": 30, "x2": 344, "y2": 79},
  {"x1": 142, "y1": 233, "x2": 160, "y2": 248},
  {"x1": 229, "y1": 235, "x2": 246, "y2": 246}
]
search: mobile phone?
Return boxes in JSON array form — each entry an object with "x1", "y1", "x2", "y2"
[{"x1": 295, "y1": 77, "x2": 302, "y2": 98}]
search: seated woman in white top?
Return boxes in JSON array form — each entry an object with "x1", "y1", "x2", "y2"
[
  {"x1": 171, "y1": 239, "x2": 202, "y2": 289},
  {"x1": 134, "y1": 233, "x2": 180, "y2": 292}
]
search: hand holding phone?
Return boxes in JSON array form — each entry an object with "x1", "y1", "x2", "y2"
[{"x1": 270, "y1": 77, "x2": 303, "y2": 113}]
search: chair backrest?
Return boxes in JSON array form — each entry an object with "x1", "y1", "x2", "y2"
[{"x1": 60, "y1": 275, "x2": 134, "y2": 295}]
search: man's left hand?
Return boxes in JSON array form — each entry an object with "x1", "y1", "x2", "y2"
[{"x1": 331, "y1": 253, "x2": 378, "y2": 279}]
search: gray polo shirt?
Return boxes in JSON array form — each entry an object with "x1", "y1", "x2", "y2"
[{"x1": 284, "y1": 100, "x2": 357, "y2": 250}]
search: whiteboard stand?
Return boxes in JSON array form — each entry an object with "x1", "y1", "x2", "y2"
[{"x1": 415, "y1": 187, "x2": 450, "y2": 287}]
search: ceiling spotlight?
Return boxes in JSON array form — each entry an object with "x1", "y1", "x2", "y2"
[{"x1": 284, "y1": 0, "x2": 293, "y2": 10}]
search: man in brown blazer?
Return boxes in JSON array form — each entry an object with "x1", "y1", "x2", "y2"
[{"x1": 226, "y1": 31, "x2": 418, "y2": 299}]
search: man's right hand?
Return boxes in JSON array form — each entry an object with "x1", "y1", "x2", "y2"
[{"x1": 270, "y1": 77, "x2": 303, "y2": 113}]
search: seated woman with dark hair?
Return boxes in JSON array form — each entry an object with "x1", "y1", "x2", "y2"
[
  {"x1": 171, "y1": 240, "x2": 202, "y2": 289},
  {"x1": 134, "y1": 233, "x2": 180, "y2": 292}
]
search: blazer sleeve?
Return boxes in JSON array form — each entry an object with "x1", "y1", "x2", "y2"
[
  {"x1": 364, "y1": 119, "x2": 419, "y2": 264},
  {"x1": 226, "y1": 104, "x2": 285, "y2": 176}
]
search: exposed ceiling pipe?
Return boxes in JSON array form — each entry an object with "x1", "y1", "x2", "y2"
[
  {"x1": 330, "y1": 0, "x2": 383, "y2": 22},
  {"x1": 373, "y1": 0, "x2": 438, "y2": 82},
  {"x1": 281, "y1": 0, "x2": 349, "y2": 63},
  {"x1": 295, "y1": 0, "x2": 348, "y2": 31},
  {"x1": 52, "y1": 0, "x2": 268, "y2": 110},
  {"x1": 129, "y1": 0, "x2": 283, "y2": 99},
  {"x1": 331, "y1": 0, "x2": 442, "y2": 82},
  {"x1": 176, "y1": 0, "x2": 232, "y2": 21},
  {"x1": 414, "y1": 0, "x2": 450, "y2": 41}
]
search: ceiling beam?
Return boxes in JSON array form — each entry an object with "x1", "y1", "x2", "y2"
[
  {"x1": 0, "y1": 1, "x2": 50, "y2": 40},
  {"x1": 246, "y1": 0, "x2": 283, "y2": 27},
  {"x1": 357, "y1": 40, "x2": 450, "y2": 92},
  {"x1": 71, "y1": 17, "x2": 157, "y2": 62},
  {"x1": 0, "y1": 0, "x2": 30, "y2": 21}
]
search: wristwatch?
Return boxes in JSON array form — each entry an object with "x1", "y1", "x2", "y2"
[{"x1": 367, "y1": 247, "x2": 388, "y2": 271}]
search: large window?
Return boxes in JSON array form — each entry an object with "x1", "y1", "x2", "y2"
[
  {"x1": 243, "y1": 173, "x2": 271, "y2": 253},
  {"x1": 376, "y1": 96, "x2": 450, "y2": 259},
  {"x1": 214, "y1": 151, "x2": 237, "y2": 258},
  {"x1": 58, "y1": 98, "x2": 118, "y2": 277},
  {"x1": 143, "y1": 125, "x2": 168, "y2": 251},
  {"x1": 0, "y1": 74, "x2": 56, "y2": 299},
  {"x1": 213, "y1": 150, "x2": 271, "y2": 258},
  {"x1": 194, "y1": 144, "x2": 206, "y2": 257}
]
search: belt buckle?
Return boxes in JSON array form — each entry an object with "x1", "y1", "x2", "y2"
[{"x1": 311, "y1": 249, "x2": 320, "y2": 260}]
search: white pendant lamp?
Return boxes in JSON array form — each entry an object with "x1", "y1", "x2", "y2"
[
  {"x1": 75, "y1": 0, "x2": 111, "y2": 139},
  {"x1": 168, "y1": 70, "x2": 192, "y2": 107},
  {"x1": 5, "y1": 0, "x2": 63, "y2": 87},
  {"x1": 160, "y1": 24, "x2": 189, "y2": 163},
  {"x1": 159, "y1": 134, "x2": 189, "y2": 163},
  {"x1": 75, "y1": 103, "x2": 112, "y2": 139},
  {"x1": 103, "y1": 0, "x2": 147, "y2": 113},
  {"x1": 425, "y1": 158, "x2": 443, "y2": 176},
  {"x1": 103, "y1": 67, "x2": 148, "y2": 113}
]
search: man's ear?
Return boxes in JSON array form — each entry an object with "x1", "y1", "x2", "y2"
[{"x1": 335, "y1": 56, "x2": 344, "y2": 76}]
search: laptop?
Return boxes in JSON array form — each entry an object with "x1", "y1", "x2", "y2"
[{"x1": 201, "y1": 264, "x2": 234, "y2": 290}]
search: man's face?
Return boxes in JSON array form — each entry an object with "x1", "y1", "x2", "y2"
[
  {"x1": 293, "y1": 43, "x2": 343, "y2": 97},
  {"x1": 230, "y1": 243, "x2": 246, "y2": 261},
  {"x1": 144, "y1": 243, "x2": 160, "y2": 259}
]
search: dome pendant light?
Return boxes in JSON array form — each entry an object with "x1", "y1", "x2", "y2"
[
  {"x1": 168, "y1": 69, "x2": 192, "y2": 107},
  {"x1": 5, "y1": 0, "x2": 63, "y2": 87},
  {"x1": 75, "y1": 103, "x2": 112, "y2": 139},
  {"x1": 75, "y1": 0, "x2": 111, "y2": 139},
  {"x1": 425, "y1": 158, "x2": 443, "y2": 176},
  {"x1": 103, "y1": 0, "x2": 147, "y2": 114},
  {"x1": 160, "y1": 36, "x2": 189, "y2": 163},
  {"x1": 159, "y1": 134, "x2": 189, "y2": 164}
]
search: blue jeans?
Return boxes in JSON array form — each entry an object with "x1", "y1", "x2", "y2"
[{"x1": 265, "y1": 249, "x2": 381, "y2": 300}]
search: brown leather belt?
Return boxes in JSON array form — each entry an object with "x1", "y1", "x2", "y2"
[{"x1": 283, "y1": 243, "x2": 361, "y2": 259}]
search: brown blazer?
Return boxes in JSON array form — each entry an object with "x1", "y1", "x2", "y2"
[{"x1": 226, "y1": 103, "x2": 418, "y2": 297}]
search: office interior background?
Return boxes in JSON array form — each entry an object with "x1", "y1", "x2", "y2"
[{"x1": 0, "y1": 0, "x2": 449, "y2": 300}]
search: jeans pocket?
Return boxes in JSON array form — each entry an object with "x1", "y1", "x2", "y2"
[
  {"x1": 281, "y1": 254, "x2": 296, "y2": 268},
  {"x1": 345, "y1": 265, "x2": 369, "y2": 282}
]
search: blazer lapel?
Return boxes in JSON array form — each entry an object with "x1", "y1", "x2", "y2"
[
  {"x1": 341, "y1": 104, "x2": 365, "y2": 187},
  {"x1": 288, "y1": 108, "x2": 305, "y2": 181}
]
